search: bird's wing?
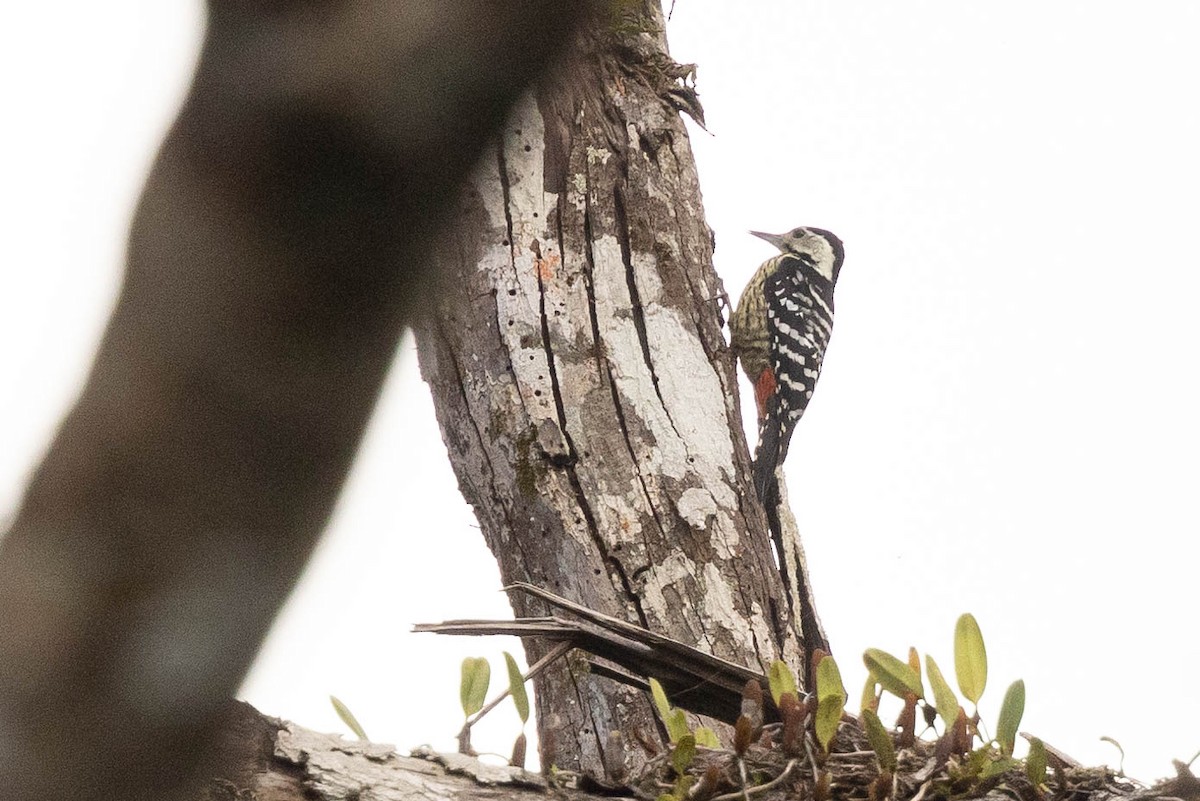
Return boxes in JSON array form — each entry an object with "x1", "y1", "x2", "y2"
[{"x1": 763, "y1": 259, "x2": 828, "y2": 466}]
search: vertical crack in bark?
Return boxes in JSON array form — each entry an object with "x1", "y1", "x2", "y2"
[
  {"x1": 494, "y1": 138, "x2": 605, "y2": 595},
  {"x1": 566, "y1": 657, "x2": 611, "y2": 768},
  {"x1": 573, "y1": 180, "x2": 651, "y2": 630},
  {"x1": 612, "y1": 184, "x2": 685, "y2": 449},
  {"x1": 434, "y1": 316, "x2": 501, "y2": 518},
  {"x1": 597, "y1": 186, "x2": 670, "y2": 548},
  {"x1": 577, "y1": 196, "x2": 607, "y2": 378},
  {"x1": 537, "y1": 261, "x2": 608, "y2": 572},
  {"x1": 612, "y1": 185, "x2": 657, "y2": 396},
  {"x1": 602, "y1": 360, "x2": 668, "y2": 543},
  {"x1": 600, "y1": 362, "x2": 662, "y2": 631},
  {"x1": 496, "y1": 141, "x2": 518, "y2": 266}
]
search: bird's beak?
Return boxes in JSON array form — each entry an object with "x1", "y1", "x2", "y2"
[{"x1": 749, "y1": 230, "x2": 786, "y2": 250}]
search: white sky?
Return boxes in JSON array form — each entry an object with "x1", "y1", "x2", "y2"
[{"x1": 2, "y1": 0, "x2": 1197, "y2": 783}]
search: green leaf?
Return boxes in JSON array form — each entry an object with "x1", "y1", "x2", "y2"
[
  {"x1": 996, "y1": 679, "x2": 1025, "y2": 756},
  {"x1": 693, "y1": 727, "x2": 721, "y2": 748},
  {"x1": 925, "y1": 655, "x2": 961, "y2": 730},
  {"x1": 460, "y1": 657, "x2": 491, "y2": 718},
  {"x1": 650, "y1": 677, "x2": 672, "y2": 722},
  {"x1": 768, "y1": 660, "x2": 798, "y2": 707},
  {"x1": 863, "y1": 648, "x2": 924, "y2": 699},
  {"x1": 861, "y1": 708, "x2": 897, "y2": 772},
  {"x1": 954, "y1": 614, "x2": 987, "y2": 705},
  {"x1": 503, "y1": 651, "x2": 530, "y2": 725},
  {"x1": 815, "y1": 696, "x2": 843, "y2": 753},
  {"x1": 330, "y1": 695, "x2": 368, "y2": 741},
  {"x1": 1026, "y1": 737, "x2": 1048, "y2": 786},
  {"x1": 672, "y1": 734, "x2": 697, "y2": 775},
  {"x1": 860, "y1": 674, "x2": 879, "y2": 714},
  {"x1": 666, "y1": 708, "x2": 691, "y2": 744},
  {"x1": 816, "y1": 654, "x2": 847, "y2": 703},
  {"x1": 814, "y1": 656, "x2": 847, "y2": 752}
]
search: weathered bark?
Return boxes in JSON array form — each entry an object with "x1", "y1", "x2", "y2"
[
  {"x1": 414, "y1": 1, "x2": 819, "y2": 777},
  {"x1": 188, "y1": 701, "x2": 633, "y2": 801}
]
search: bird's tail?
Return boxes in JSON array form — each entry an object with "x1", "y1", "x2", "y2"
[
  {"x1": 752, "y1": 414, "x2": 782, "y2": 511},
  {"x1": 754, "y1": 413, "x2": 789, "y2": 595}
]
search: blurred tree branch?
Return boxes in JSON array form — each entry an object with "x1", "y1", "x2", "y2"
[{"x1": 0, "y1": 4, "x2": 590, "y2": 800}]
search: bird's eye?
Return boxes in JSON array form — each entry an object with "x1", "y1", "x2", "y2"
[{"x1": 791, "y1": 228, "x2": 807, "y2": 238}]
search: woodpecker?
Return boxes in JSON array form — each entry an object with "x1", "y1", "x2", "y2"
[{"x1": 729, "y1": 226, "x2": 844, "y2": 508}]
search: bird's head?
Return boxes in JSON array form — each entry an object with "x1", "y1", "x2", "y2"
[{"x1": 751, "y1": 226, "x2": 844, "y2": 284}]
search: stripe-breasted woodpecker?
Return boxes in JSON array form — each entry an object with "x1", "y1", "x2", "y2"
[{"x1": 729, "y1": 226, "x2": 844, "y2": 508}]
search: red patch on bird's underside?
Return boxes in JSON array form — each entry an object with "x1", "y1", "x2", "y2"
[{"x1": 754, "y1": 368, "x2": 776, "y2": 420}]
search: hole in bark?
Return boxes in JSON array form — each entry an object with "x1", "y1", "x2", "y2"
[
  {"x1": 502, "y1": 239, "x2": 509, "y2": 246},
  {"x1": 593, "y1": 568, "x2": 601, "y2": 575},
  {"x1": 524, "y1": 144, "x2": 532, "y2": 152},
  {"x1": 532, "y1": 212, "x2": 539, "y2": 218},
  {"x1": 534, "y1": 390, "x2": 542, "y2": 397},
  {"x1": 507, "y1": 320, "x2": 514, "y2": 326}
]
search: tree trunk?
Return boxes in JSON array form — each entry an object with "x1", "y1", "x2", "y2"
[{"x1": 414, "y1": 1, "x2": 823, "y2": 777}]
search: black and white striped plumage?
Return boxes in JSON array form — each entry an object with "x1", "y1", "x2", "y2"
[{"x1": 729, "y1": 226, "x2": 844, "y2": 508}]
